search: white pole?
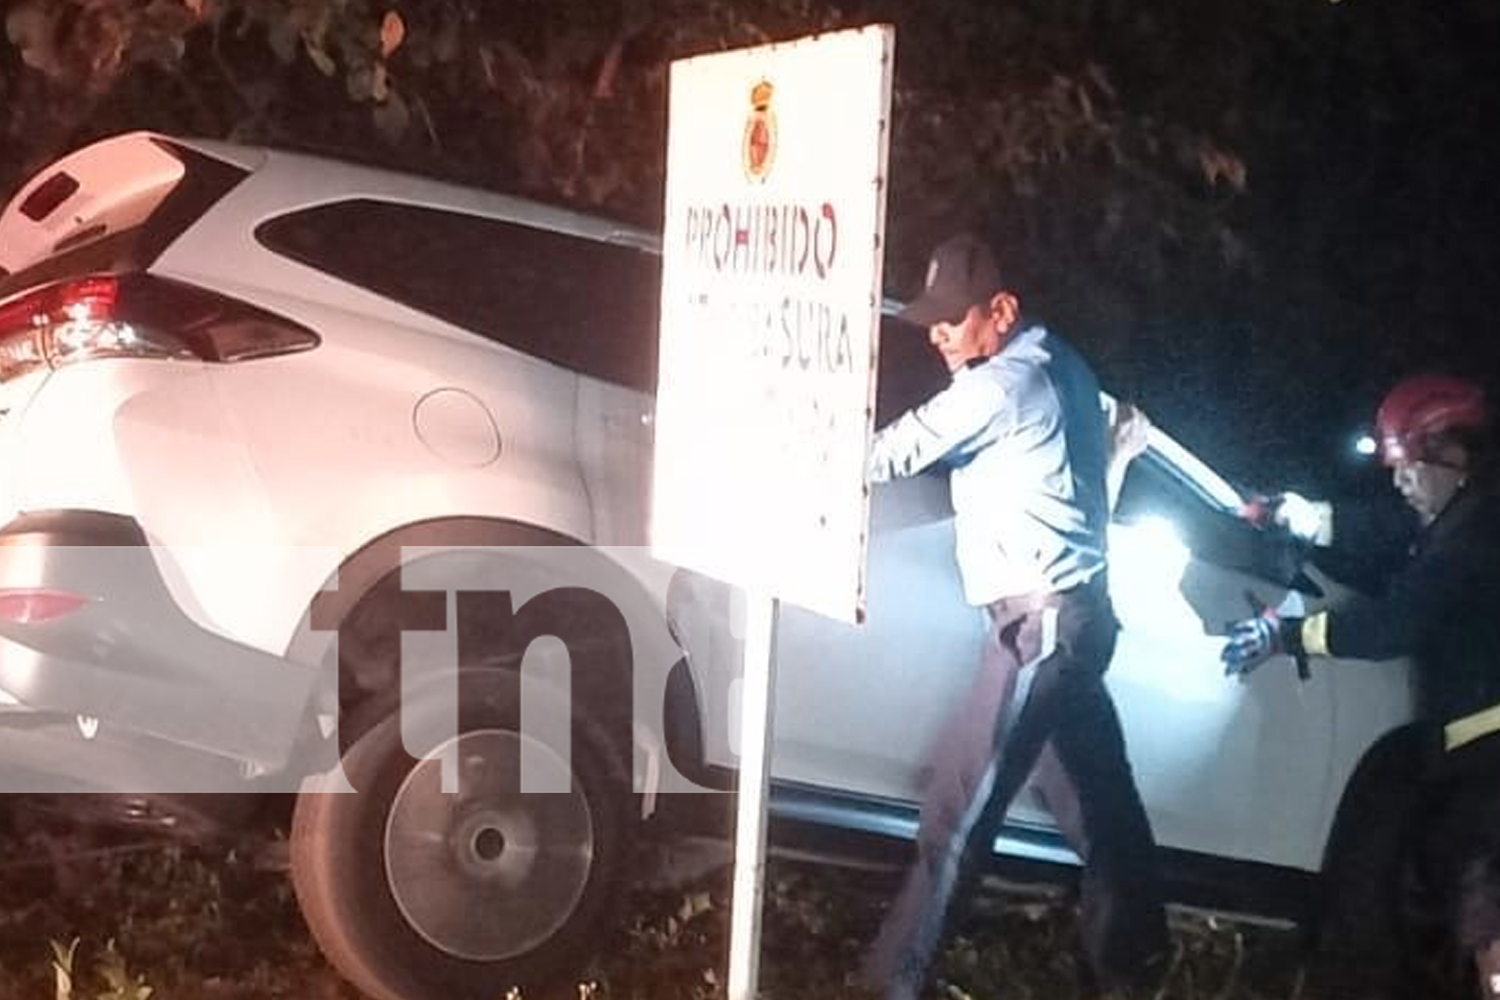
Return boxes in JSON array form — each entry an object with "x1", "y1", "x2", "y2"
[{"x1": 726, "y1": 590, "x2": 780, "y2": 1000}]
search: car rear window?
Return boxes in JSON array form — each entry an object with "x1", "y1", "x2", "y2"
[
  {"x1": 255, "y1": 200, "x2": 663, "y2": 393},
  {"x1": 0, "y1": 142, "x2": 249, "y2": 302}
]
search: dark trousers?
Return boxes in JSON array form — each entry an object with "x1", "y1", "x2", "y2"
[{"x1": 863, "y1": 575, "x2": 1168, "y2": 999}]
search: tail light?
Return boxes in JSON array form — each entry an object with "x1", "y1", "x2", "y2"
[
  {"x1": 0, "y1": 273, "x2": 319, "y2": 383},
  {"x1": 0, "y1": 588, "x2": 90, "y2": 624}
]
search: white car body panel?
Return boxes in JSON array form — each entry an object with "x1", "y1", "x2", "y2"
[
  {"x1": 0, "y1": 131, "x2": 1419, "y2": 885},
  {"x1": 137, "y1": 157, "x2": 623, "y2": 650},
  {"x1": 747, "y1": 426, "x2": 1417, "y2": 872}
]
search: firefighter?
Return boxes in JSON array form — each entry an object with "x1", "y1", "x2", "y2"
[{"x1": 1222, "y1": 373, "x2": 1500, "y2": 999}]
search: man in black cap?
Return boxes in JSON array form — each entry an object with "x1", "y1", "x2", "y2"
[{"x1": 862, "y1": 233, "x2": 1168, "y2": 998}]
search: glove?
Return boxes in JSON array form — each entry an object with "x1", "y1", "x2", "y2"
[
  {"x1": 1221, "y1": 609, "x2": 1285, "y2": 677},
  {"x1": 1238, "y1": 491, "x2": 1334, "y2": 545},
  {"x1": 1275, "y1": 491, "x2": 1334, "y2": 544},
  {"x1": 1220, "y1": 591, "x2": 1310, "y2": 678}
]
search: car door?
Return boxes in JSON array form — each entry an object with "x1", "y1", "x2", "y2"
[
  {"x1": 769, "y1": 321, "x2": 990, "y2": 799},
  {"x1": 565, "y1": 239, "x2": 661, "y2": 548},
  {"x1": 1102, "y1": 436, "x2": 1343, "y2": 869},
  {"x1": 771, "y1": 470, "x2": 989, "y2": 798},
  {"x1": 770, "y1": 420, "x2": 1342, "y2": 870}
]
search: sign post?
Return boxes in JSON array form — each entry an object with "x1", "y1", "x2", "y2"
[
  {"x1": 652, "y1": 24, "x2": 895, "y2": 1000},
  {"x1": 725, "y1": 587, "x2": 778, "y2": 1000}
]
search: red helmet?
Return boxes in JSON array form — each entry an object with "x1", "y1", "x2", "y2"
[{"x1": 1375, "y1": 374, "x2": 1489, "y2": 466}]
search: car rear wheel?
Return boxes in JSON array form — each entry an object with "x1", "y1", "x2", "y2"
[{"x1": 290, "y1": 668, "x2": 633, "y2": 1000}]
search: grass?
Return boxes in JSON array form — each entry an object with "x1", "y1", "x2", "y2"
[{"x1": 0, "y1": 813, "x2": 1323, "y2": 1000}]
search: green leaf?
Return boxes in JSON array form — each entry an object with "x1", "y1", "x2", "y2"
[
  {"x1": 345, "y1": 64, "x2": 374, "y2": 101},
  {"x1": 266, "y1": 14, "x2": 299, "y2": 64},
  {"x1": 379, "y1": 10, "x2": 405, "y2": 58},
  {"x1": 433, "y1": 11, "x2": 461, "y2": 64},
  {"x1": 372, "y1": 89, "x2": 410, "y2": 143},
  {"x1": 305, "y1": 38, "x2": 338, "y2": 76},
  {"x1": 50, "y1": 936, "x2": 78, "y2": 1000},
  {"x1": 371, "y1": 61, "x2": 388, "y2": 102},
  {"x1": 96, "y1": 939, "x2": 155, "y2": 1000},
  {"x1": 6, "y1": 1, "x2": 63, "y2": 78}
]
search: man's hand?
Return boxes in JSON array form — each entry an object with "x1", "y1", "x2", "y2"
[
  {"x1": 1222, "y1": 589, "x2": 1312, "y2": 679},
  {"x1": 1109, "y1": 400, "x2": 1152, "y2": 465},
  {"x1": 1221, "y1": 610, "x2": 1284, "y2": 677},
  {"x1": 1106, "y1": 400, "x2": 1151, "y2": 511}
]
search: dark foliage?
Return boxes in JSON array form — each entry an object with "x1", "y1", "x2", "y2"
[{"x1": 2, "y1": 0, "x2": 1498, "y2": 495}]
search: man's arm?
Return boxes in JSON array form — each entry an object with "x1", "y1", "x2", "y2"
[
  {"x1": 1300, "y1": 541, "x2": 1467, "y2": 660},
  {"x1": 1226, "y1": 531, "x2": 1468, "y2": 676},
  {"x1": 867, "y1": 376, "x2": 1004, "y2": 483}
]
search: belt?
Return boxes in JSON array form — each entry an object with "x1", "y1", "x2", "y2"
[
  {"x1": 988, "y1": 590, "x2": 1064, "y2": 617},
  {"x1": 1445, "y1": 702, "x2": 1500, "y2": 753},
  {"x1": 986, "y1": 572, "x2": 1107, "y2": 619}
]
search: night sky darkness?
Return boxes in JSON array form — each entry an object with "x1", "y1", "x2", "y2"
[{"x1": 1055, "y1": 0, "x2": 1500, "y2": 511}]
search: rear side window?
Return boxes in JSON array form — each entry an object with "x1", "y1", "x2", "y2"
[{"x1": 256, "y1": 200, "x2": 662, "y2": 393}]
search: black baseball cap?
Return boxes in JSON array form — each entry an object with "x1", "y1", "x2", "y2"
[{"x1": 896, "y1": 233, "x2": 1003, "y2": 328}]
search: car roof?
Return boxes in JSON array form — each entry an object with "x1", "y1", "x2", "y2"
[
  {"x1": 0, "y1": 131, "x2": 661, "y2": 281},
  {"x1": 2, "y1": 132, "x2": 1244, "y2": 511}
]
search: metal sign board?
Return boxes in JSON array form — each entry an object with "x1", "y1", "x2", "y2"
[{"x1": 652, "y1": 24, "x2": 894, "y2": 623}]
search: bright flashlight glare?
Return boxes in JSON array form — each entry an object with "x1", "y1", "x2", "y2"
[
  {"x1": 1109, "y1": 515, "x2": 1191, "y2": 628},
  {"x1": 1354, "y1": 434, "x2": 1377, "y2": 457}
]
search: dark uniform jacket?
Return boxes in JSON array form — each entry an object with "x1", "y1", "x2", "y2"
[{"x1": 1315, "y1": 479, "x2": 1500, "y2": 734}]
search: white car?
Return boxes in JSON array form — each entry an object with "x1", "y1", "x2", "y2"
[{"x1": 0, "y1": 132, "x2": 1416, "y2": 1000}]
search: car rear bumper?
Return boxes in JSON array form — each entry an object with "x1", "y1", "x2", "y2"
[{"x1": 0, "y1": 509, "x2": 323, "y2": 789}]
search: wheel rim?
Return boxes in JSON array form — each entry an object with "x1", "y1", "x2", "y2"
[{"x1": 383, "y1": 728, "x2": 596, "y2": 961}]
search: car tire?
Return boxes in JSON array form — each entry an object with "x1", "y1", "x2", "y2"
[{"x1": 290, "y1": 667, "x2": 634, "y2": 1000}]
